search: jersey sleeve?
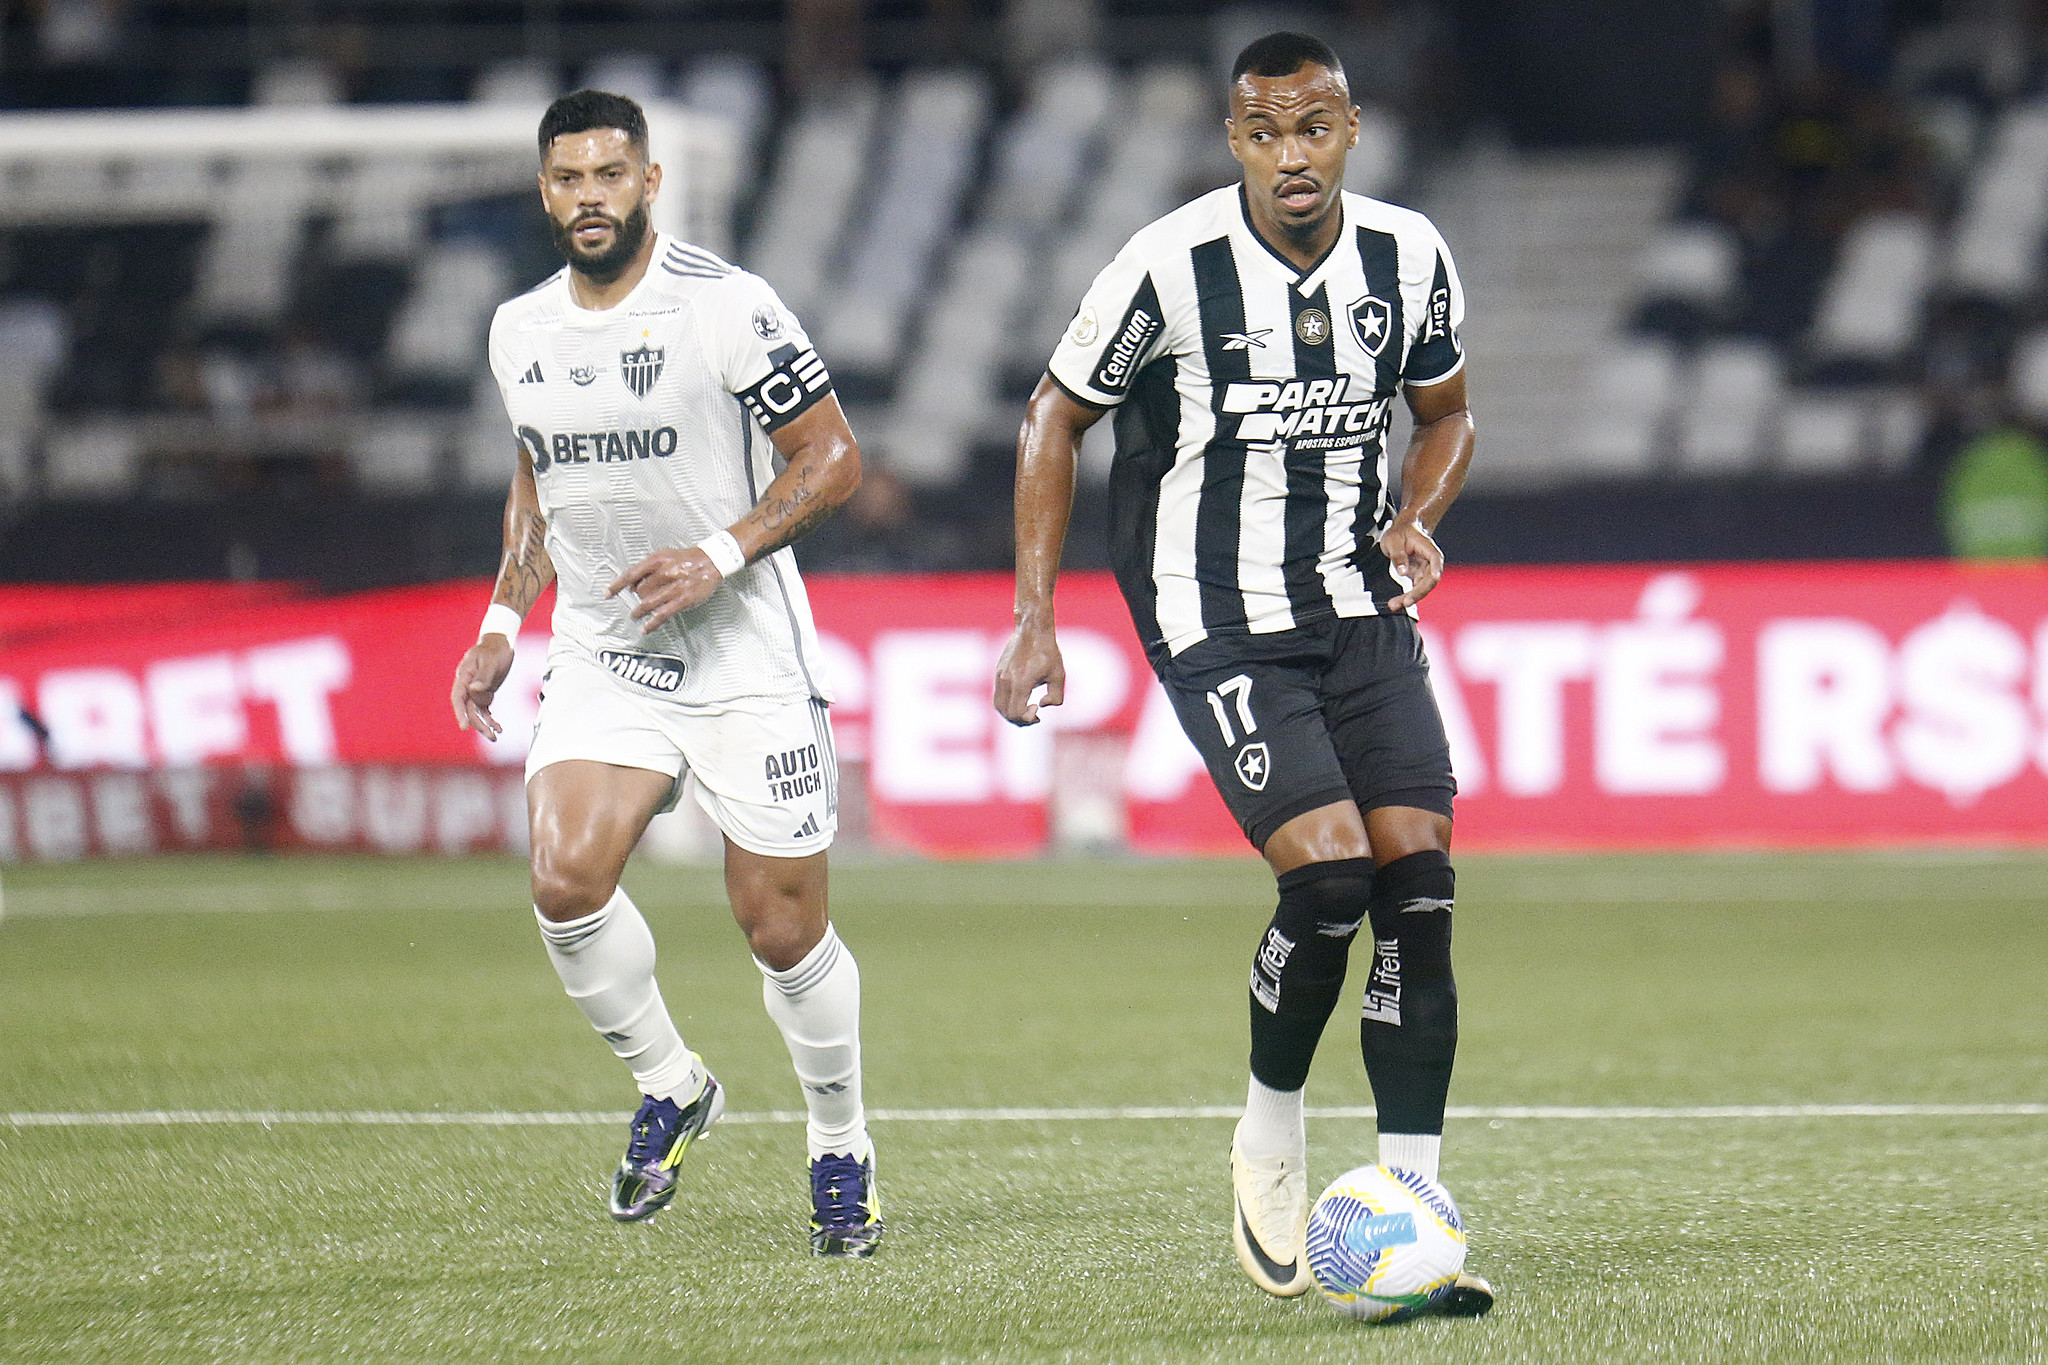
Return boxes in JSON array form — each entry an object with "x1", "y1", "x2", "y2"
[
  {"x1": 1402, "y1": 224, "x2": 1466, "y2": 387},
  {"x1": 1046, "y1": 247, "x2": 1168, "y2": 409},
  {"x1": 705, "y1": 272, "x2": 835, "y2": 433}
]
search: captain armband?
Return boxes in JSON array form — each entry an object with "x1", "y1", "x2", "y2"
[{"x1": 736, "y1": 343, "x2": 833, "y2": 433}]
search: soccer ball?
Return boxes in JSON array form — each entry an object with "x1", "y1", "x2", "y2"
[{"x1": 1303, "y1": 1164, "x2": 1466, "y2": 1322}]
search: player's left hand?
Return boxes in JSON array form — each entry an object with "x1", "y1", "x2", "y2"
[
  {"x1": 608, "y1": 547, "x2": 723, "y2": 633},
  {"x1": 1380, "y1": 518, "x2": 1445, "y2": 611}
]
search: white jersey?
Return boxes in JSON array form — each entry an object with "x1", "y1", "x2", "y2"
[{"x1": 488, "y1": 234, "x2": 837, "y2": 709}]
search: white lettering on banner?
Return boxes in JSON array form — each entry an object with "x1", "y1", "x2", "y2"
[
  {"x1": 1124, "y1": 678, "x2": 1209, "y2": 800},
  {"x1": 242, "y1": 638, "x2": 351, "y2": 765},
  {"x1": 434, "y1": 770, "x2": 500, "y2": 852},
  {"x1": 92, "y1": 774, "x2": 154, "y2": 855},
  {"x1": 873, "y1": 631, "x2": 992, "y2": 802},
  {"x1": 991, "y1": 629, "x2": 1132, "y2": 802},
  {"x1": 1595, "y1": 574, "x2": 1725, "y2": 796},
  {"x1": 360, "y1": 768, "x2": 428, "y2": 851},
  {"x1": 40, "y1": 669, "x2": 148, "y2": 770},
  {"x1": 1456, "y1": 623, "x2": 1595, "y2": 795},
  {"x1": 0, "y1": 680, "x2": 39, "y2": 771},
  {"x1": 25, "y1": 776, "x2": 88, "y2": 859},
  {"x1": 1419, "y1": 626, "x2": 1487, "y2": 792},
  {"x1": 293, "y1": 767, "x2": 355, "y2": 845},
  {"x1": 475, "y1": 633, "x2": 549, "y2": 766},
  {"x1": 1894, "y1": 607, "x2": 2031, "y2": 803},
  {"x1": 1758, "y1": 619, "x2": 1896, "y2": 793},
  {"x1": 146, "y1": 654, "x2": 247, "y2": 766},
  {"x1": 158, "y1": 769, "x2": 214, "y2": 842}
]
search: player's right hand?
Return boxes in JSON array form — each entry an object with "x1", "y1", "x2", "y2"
[
  {"x1": 451, "y1": 636, "x2": 515, "y2": 740},
  {"x1": 993, "y1": 621, "x2": 1065, "y2": 727}
]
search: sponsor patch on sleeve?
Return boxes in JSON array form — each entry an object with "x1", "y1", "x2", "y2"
[
  {"x1": 1085, "y1": 278, "x2": 1164, "y2": 399},
  {"x1": 737, "y1": 342, "x2": 833, "y2": 432}
]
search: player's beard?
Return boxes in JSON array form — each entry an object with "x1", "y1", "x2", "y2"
[{"x1": 552, "y1": 198, "x2": 650, "y2": 284}]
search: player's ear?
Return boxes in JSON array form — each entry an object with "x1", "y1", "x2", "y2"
[
  {"x1": 1225, "y1": 117, "x2": 1245, "y2": 165},
  {"x1": 643, "y1": 159, "x2": 662, "y2": 203}
]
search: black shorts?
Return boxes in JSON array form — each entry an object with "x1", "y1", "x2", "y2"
[{"x1": 1158, "y1": 614, "x2": 1456, "y2": 850}]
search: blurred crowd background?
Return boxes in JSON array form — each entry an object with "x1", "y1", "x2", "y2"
[{"x1": 2, "y1": 0, "x2": 2046, "y2": 588}]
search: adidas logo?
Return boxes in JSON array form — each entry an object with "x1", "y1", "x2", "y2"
[
  {"x1": 794, "y1": 813, "x2": 820, "y2": 840},
  {"x1": 518, "y1": 361, "x2": 544, "y2": 384}
]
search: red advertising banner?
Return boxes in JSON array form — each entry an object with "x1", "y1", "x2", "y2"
[{"x1": 0, "y1": 563, "x2": 2043, "y2": 859}]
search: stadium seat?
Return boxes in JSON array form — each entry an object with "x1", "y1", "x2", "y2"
[
  {"x1": 745, "y1": 77, "x2": 881, "y2": 322},
  {"x1": 579, "y1": 52, "x2": 668, "y2": 108},
  {"x1": 1809, "y1": 213, "x2": 1936, "y2": 367},
  {"x1": 1946, "y1": 100, "x2": 2048, "y2": 299},
  {"x1": 386, "y1": 242, "x2": 510, "y2": 382},
  {"x1": 1576, "y1": 340, "x2": 1680, "y2": 477},
  {"x1": 1678, "y1": 340, "x2": 1781, "y2": 474},
  {"x1": 819, "y1": 71, "x2": 993, "y2": 376}
]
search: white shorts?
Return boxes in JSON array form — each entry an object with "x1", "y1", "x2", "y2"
[{"x1": 524, "y1": 652, "x2": 837, "y2": 858}]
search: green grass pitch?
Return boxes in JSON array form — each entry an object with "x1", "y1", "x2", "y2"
[{"x1": 1, "y1": 851, "x2": 2044, "y2": 1363}]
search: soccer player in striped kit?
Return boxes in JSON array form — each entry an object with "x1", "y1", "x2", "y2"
[
  {"x1": 451, "y1": 91, "x2": 880, "y2": 1257},
  {"x1": 995, "y1": 33, "x2": 1491, "y2": 1312}
]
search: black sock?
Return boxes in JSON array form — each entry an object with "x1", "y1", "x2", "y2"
[
  {"x1": 1359, "y1": 849, "x2": 1458, "y2": 1135},
  {"x1": 1248, "y1": 857, "x2": 1375, "y2": 1092}
]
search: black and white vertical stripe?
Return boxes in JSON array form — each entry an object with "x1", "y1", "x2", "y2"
[{"x1": 1049, "y1": 188, "x2": 1464, "y2": 662}]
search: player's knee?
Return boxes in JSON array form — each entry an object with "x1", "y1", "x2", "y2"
[
  {"x1": 1275, "y1": 856, "x2": 1375, "y2": 953},
  {"x1": 743, "y1": 915, "x2": 825, "y2": 973},
  {"x1": 530, "y1": 856, "x2": 616, "y2": 923}
]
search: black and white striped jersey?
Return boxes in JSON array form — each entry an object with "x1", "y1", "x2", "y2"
[{"x1": 1047, "y1": 186, "x2": 1466, "y2": 666}]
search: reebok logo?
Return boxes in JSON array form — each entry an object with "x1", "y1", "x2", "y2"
[
  {"x1": 518, "y1": 361, "x2": 544, "y2": 384},
  {"x1": 600, "y1": 650, "x2": 685, "y2": 693}
]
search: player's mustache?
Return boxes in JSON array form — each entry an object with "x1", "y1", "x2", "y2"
[{"x1": 570, "y1": 212, "x2": 621, "y2": 233}]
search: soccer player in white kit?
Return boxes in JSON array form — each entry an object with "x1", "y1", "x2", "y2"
[{"x1": 449, "y1": 91, "x2": 881, "y2": 1257}]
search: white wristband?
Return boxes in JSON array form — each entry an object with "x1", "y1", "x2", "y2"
[
  {"x1": 478, "y1": 603, "x2": 524, "y2": 645},
  {"x1": 699, "y1": 530, "x2": 747, "y2": 578}
]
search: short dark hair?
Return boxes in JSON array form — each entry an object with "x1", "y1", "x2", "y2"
[
  {"x1": 538, "y1": 89, "x2": 649, "y2": 161},
  {"x1": 1230, "y1": 31, "x2": 1346, "y2": 86}
]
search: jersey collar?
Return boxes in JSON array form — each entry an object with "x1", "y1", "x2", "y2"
[
  {"x1": 559, "y1": 231, "x2": 668, "y2": 328},
  {"x1": 1235, "y1": 185, "x2": 1347, "y2": 295}
]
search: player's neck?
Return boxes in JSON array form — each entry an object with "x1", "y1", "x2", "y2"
[
  {"x1": 1242, "y1": 187, "x2": 1343, "y2": 273},
  {"x1": 565, "y1": 232, "x2": 660, "y2": 311}
]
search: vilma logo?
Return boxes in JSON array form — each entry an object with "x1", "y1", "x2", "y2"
[
  {"x1": 1235, "y1": 741, "x2": 1271, "y2": 791},
  {"x1": 1348, "y1": 296, "x2": 1393, "y2": 356},
  {"x1": 620, "y1": 344, "x2": 665, "y2": 400}
]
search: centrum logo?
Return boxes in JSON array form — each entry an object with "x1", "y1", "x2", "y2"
[{"x1": 600, "y1": 650, "x2": 686, "y2": 692}]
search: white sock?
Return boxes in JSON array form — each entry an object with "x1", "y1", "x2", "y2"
[
  {"x1": 1379, "y1": 1132, "x2": 1441, "y2": 1180},
  {"x1": 536, "y1": 888, "x2": 702, "y2": 1103},
  {"x1": 1239, "y1": 1076, "x2": 1306, "y2": 1164},
  {"x1": 758, "y1": 925, "x2": 867, "y2": 1162}
]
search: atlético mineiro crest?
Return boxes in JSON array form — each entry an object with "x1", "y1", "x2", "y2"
[
  {"x1": 620, "y1": 343, "x2": 665, "y2": 400},
  {"x1": 1348, "y1": 296, "x2": 1393, "y2": 357}
]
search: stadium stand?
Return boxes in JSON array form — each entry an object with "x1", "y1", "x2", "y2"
[{"x1": 0, "y1": 0, "x2": 2031, "y2": 582}]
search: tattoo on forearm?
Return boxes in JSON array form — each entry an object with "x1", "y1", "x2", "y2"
[
  {"x1": 495, "y1": 508, "x2": 553, "y2": 614},
  {"x1": 744, "y1": 460, "x2": 842, "y2": 558}
]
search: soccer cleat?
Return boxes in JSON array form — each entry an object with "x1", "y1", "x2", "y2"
[
  {"x1": 1229, "y1": 1122, "x2": 1314, "y2": 1296},
  {"x1": 1434, "y1": 1271, "x2": 1496, "y2": 1317},
  {"x1": 808, "y1": 1149, "x2": 883, "y2": 1258},
  {"x1": 607, "y1": 1067, "x2": 725, "y2": 1223}
]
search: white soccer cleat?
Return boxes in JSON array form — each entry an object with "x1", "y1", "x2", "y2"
[{"x1": 1230, "y1": 1121, "x2": 1315, "y2": 1297}]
